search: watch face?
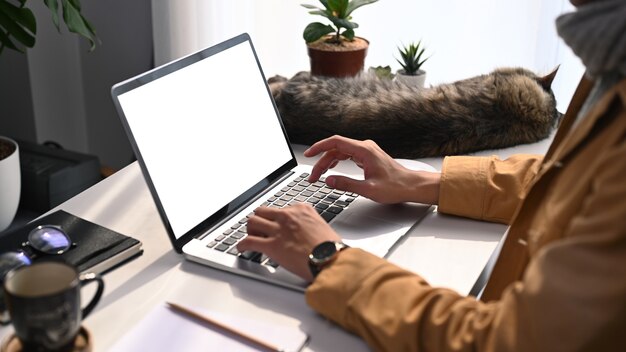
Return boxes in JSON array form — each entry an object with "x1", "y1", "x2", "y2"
[{"x1": 310, "y1": 241, "x2": 339, "y2": 264}]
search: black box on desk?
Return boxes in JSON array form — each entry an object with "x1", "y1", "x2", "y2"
[{"x1": 18, "y1": 140, "x2": 102, "y2": 212}]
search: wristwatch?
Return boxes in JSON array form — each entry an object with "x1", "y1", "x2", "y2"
[{"x1": 308, "y1": 241, "x2": 350, "y2": 278}]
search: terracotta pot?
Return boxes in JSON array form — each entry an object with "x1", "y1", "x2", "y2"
[
  {"x1": 0, "y1": 136, "x2": 21, "y2": 232},
  {"x1": 307, "y1": 37, "x2": 369, "y2": 78}
]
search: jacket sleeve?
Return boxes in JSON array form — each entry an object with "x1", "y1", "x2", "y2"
[
  {"x1": 306, "y1": 143, "x2": 626, "y2": 352},
  {"x1": 438, "y1": 154, "x2": 543, "y2": 224}
]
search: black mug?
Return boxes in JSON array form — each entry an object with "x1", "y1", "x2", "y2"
[
  {"x1": 3, "y1": 261, "x2": 104, "y2": 351},
  {"x1": 0, "y1": 224, "x2": 76, "y2": 325}
]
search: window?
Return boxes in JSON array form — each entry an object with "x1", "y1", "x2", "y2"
[{"x1": 152, "y1": 0, "x2": 584, "y2": 112}]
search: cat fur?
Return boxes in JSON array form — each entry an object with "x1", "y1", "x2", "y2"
[{"x1": 268, "y1": 67, "x2": 561, "y2": 159}]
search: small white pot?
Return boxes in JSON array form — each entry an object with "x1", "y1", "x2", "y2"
[
  {"x1": 394, "y1": 69, "x2": 426, "y2": 88},
  {"x1": 0, "y1": 137, "x2": 21, "y2": 232}
]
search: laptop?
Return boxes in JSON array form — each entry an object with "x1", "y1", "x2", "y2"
[{"x1": 111, "y1": 33, "x2": 433, "y2": 292}]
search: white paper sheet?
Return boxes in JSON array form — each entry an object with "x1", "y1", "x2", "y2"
[{"x1": 109, "y1": 303, "x2": 309, "y2": 352}]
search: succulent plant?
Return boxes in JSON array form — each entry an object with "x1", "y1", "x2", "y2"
[
  {"x1": 396, "y1": 41, "x2": 429, "y2": 75},
  {"x1": 369, "y1": 65, "x2": 394, "y2": 80}
]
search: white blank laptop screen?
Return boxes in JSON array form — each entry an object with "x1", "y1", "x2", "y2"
[{"x1": 116, "y1": 41, "x2": 292, "y2": 238}]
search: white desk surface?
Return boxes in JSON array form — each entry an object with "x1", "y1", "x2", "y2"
[{"x1": 0, "y1": 138, "x2": 552, "y2": 351}]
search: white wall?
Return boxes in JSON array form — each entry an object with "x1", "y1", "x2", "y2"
[
  {"x1": 27, "y1": 1, "x2": 89, "y2": 153},
  {"x1": 152, "y1": 0, "x2": 585, "y2": 113},
  {"x1": 0, "y1": 50, "x2": 36, "y2": 142}
]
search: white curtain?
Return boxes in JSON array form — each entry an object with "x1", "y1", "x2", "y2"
[{"x1": 151, "y1": 0, "x2": 585, "y2": 112}]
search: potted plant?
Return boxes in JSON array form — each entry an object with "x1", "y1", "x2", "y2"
[
  {"x1": 394, "y1": 41, "x2": 429, "y2": 88},
  {"x1": 0, "y1": 137, "x2": 20, "y2": 231},
  {"x1": 0, "y1": 0, "x2": 96, "y2": 231},
  {"x1": 302, "y1": 0, "x2": 378, "y2": 78},
  {"x1": 368, "y1": 65, "x2": 394, "y2": 80}
]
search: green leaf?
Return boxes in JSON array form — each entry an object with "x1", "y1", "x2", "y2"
[
  {"x1": 301, "y1": 4, "x2": 321, "y2": 10},
  {"x1": 68, "y1": 0, "x2": 82, "y2": 11},
  {"x1": 0, "y1": 0, "x2": 36, "y2": 33},
  {"x1": 370, "y1": 65, "x2": 394, "y2": 80},
  {"x1": 0, "y1": 0, "x2": 100, "y2": 54},
  {"x1": 44, "y1": 0, "x2": 60, "y2": 30},
  {"x1": 0, "y1": 25, "x2": 21, "y2": 52},
  {"x1": 346, "y1": 0, "x2": 378, "y2": 16},
  {"x1": 83, "y1": 12, "x2": 97, "y2": 36},
  {"x1": 308, "y1": 9, "x2": 329, "y2": 18},
  {"x1": 396, "y1": 41, "x2": 429, "y2": 74},
  {"x1": 329, "y1": 16, "x2": 355, "y2": 30},
  {"x1": 327, "y1": 0, "x2": 343, "y2": 12},
  {"x1": 0, "y1": 2, "x2": 36, "y2": 48},
  {"x1": 303, "y1": 22, "x2": 335, "y2": 42},
  {"x1": 70, "y1": 0, "x2": 96, "y2": 36},
  {"x1": 395, "y1": 59, "x2": 407, "y2": 73},
  {"x1": 3, "y1": 0, "x2": 26, "y2": 47},
  {"x1": 61, "y1": 0, "x2": 97, "y2": 51},
  {"x1": 303, "y1": 0, "x2": 375, "y2": 43},
  {"x1": 341, "y1": 28, "x2": 354, "y2": 40},
  {"x1": 335, "y1": 0, "x2": 349, "y2": 18}
]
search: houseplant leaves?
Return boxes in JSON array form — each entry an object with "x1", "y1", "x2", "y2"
[
  {"x1": 0, "y1": 0, "x2": 97, "y2": 55},
  {"x1": 0, "y1": 0, "x2": 36, "y2": 53}
]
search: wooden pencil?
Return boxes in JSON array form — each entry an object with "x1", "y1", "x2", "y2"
[{"x1": 166, "y1": 302, "x2": 282, "y2": 352}]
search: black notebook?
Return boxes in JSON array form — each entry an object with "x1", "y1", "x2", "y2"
[{"x1": 0, "y1": 210, "x2": 143, "y2": 274}]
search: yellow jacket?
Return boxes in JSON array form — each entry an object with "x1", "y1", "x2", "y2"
[{"x1": 305, "y1": 77, "x2": 626, "y2": 352}]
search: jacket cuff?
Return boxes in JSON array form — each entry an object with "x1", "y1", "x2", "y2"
[
  {"x1": 439, "y1": 156, "x2": 490, "y2": 220},
  {"x1": 305, "y1": 248, "x2": 419, "y2": 325}
]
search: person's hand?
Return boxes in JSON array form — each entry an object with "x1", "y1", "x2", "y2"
[
  {"x1": 237, "y1": 203, "x2": 341, "y2": 282},
  {"x1": 304, "y1": 135, "x2": 441, "y2": 205}
]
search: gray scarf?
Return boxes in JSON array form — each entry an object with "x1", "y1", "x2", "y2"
[{"x1": 556, "y1": 0, "x2": 626, "y2": 79}]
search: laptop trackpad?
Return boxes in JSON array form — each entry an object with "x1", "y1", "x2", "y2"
[{"x1": 332, "y1": 203, "x2": 426, "y2": 258}]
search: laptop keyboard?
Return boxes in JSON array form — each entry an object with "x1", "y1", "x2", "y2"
[{"x1": 206, "y1": 172, "x2": 359, "y2": 267}]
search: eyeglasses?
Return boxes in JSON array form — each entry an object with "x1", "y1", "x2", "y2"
[{"x1": 0, "y1": 225, "x2": 75, "y2": 324}]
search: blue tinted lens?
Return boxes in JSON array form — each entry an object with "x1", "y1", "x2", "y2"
[
  {"x1": 28, "y1": 226, "x2": 72, "y2": 254},
  {"x1": 0, "y1": 252, "x2": 31, "y2": 281}
]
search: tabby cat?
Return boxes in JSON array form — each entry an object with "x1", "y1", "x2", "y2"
[{"x1": 268, "y1": 67, "x2": 560, "y2": 158}]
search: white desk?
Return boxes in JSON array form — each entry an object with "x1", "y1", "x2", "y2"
[{"x1": 0, "y1": 139, "x2": 552, "y2": 351}]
